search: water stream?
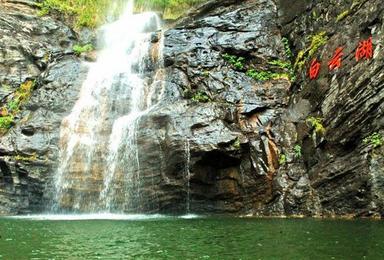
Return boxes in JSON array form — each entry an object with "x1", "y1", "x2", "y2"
[{"x1": 51, "y1": 0, "x2": 163, "y2": 213}]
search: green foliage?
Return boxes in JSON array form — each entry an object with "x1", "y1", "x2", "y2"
[
  {"x1": 268, "y1": 60, "x2": 292, "y2": 70},
  {"x1": 282, "y1": 37, "x2": 293, "y2": 60},
  {"x1": 73, "y1": 44, "x2": 94, "y2": 55},
  {"x1": 222, "y1": 53, "x2": 245, "y2": 70},
  {"x1": 279, "y1": 154, "x2": 287, "y2": 165},
  {"x1": 232, "y1": 138, "x2": 241, "y2": 150},
  {"x1": 8, "y1": 99, "x2": 20, "y2": 112},
  {"x1": 306, "y1": 116, "x2": 326, "y2": 135},
  {"x1": 293, "y1": 145, "x2": 302, "y2": 159},
  {"x1": 191, "y1": 91, "x2": 210, "y2": 103},
  {"x1": 294, "y1": 31, "x2": 328, "y2": 71},
  {"x1": 363, "y1": 132, "x2": 383, "y2": 148},
  {"x1": 0, "y1": 116, "x2": 13, "y2": 129},
  {"x1": 37, "y1": 0, "x2": 207, "y2": 28},
  {"x1": 246, "y1": 69, "x2": 290, "y2": 81},
  {"x1": 336, "y1": 10, "x2": 350, "y2": 21},
  {"x1": 0, "y1": 80, "x2": 35, "y2": 133},
  {"x1": 135, "y1": 0, "x2": 206, "y2": 19}
]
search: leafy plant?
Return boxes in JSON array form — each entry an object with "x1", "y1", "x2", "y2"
[
  {"x1": 246, "y1": 69, "x2": 290, "y2": 81},
  {"x1": 191, "y1": 91, "x2": 210, "y2": 103},
  {"x1": 279, "y1": 154, "x2": 287, "y2": 165},
  {"x1": 363, "y1": 132, "x2": 383, "y2": 148},
  {"x1": 222, "y1": 53, "x2": 245, "y2": 70},
  {"x1": 232, "y1": 138, "x2": 241, "y2": 150},
  {"x1": 294, "y1": 31, "x2": 328, "y2": 71},
  {"x1": 0, "y1": 116, "x2": 14, "y2": 129},
  {"x1": 0, "y1": 80, "x2": 35, "y2": 133},
  {"x1": 73, "y1": 44, "x2": 94, "y2": 55},
  {"x1": 293, "y1": 145, "x2": 302, "y2": 159},
  {"x1": 306, "y1": 116, "x2": 326, "y2": 135},
  {"x1": 282, "y1": 37, "x2": 293, "y2": 60}
]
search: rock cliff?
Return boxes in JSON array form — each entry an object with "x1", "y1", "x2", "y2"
[{"x1": 0, "y1": 0, "x2": 383, "y2": 217}]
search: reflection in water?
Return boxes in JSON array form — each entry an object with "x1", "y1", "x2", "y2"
[{"x1": 0, "y1": 218, "x2": 383, "y2": 259}]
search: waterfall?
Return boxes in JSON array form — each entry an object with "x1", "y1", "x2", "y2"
[
  {"x1": 51, "y1": 0, "x2": 163, "y2": 213},
  {"x1": 184, "y1": 139, "x2": 191, "y2": 213}
]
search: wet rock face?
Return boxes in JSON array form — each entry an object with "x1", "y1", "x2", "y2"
[
  {"x1": 0, "y1": 0, "x2": 383, "y2": 217},
  {"x1": 137, "y1": 0, "x2": 291, "y2": 214},
  {"x1": 276, "y1": 0, "x2": 384, "y2": 217},
  {"x1": 0, "y1": 1, "x2": 87, "y2": 214}
]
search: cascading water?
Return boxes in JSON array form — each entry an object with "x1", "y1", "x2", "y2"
[
  {"x1": 184, "y1": 139, "x2": 191, "y2": 213},
  {"x1": 51, "y1": 0, "x2": 164, "y2": 213}
]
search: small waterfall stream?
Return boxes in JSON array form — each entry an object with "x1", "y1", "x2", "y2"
[
  {"x1": 52, "y1": 0, "x2": 164, "y2": 213},
  {"x1": 184, "y1": 139, "x2": 191, "y2": 213}
]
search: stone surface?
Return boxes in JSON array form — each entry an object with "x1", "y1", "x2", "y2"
[{"x1": 0, "y1": 0, "x2": 383, "y2": 217}]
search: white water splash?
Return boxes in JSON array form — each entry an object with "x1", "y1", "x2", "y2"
[{"x1": 52, "y1": 0, "x2": 163, "y2": 213}]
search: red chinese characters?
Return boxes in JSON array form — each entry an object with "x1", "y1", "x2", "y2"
[
  {"x1": 355, "y1": 36, "x2": 373, "y2": 61},
  {"x1": 309, "y1": 58, "x2": 321, "y2": 80},
  {"x1": 328, "y1": 47, "x2": 344, "y2": 70}
]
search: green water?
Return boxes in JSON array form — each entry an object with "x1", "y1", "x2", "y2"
[{"x1": 0, "y1": 216, "x2": 383, "y2": 259}]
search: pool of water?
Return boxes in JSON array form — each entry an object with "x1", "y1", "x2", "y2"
[{"x1": 0, "y1": 215, "x2": 383, "y2": 259}]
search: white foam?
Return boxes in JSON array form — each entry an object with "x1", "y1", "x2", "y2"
[{"x1": 7, "y1": 214, "x2": 202, "y2": 221}]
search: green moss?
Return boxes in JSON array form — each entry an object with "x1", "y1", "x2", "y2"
[
  {"x1": 191, "y1": 91, "x2": 210, "y2": 103},
  {"x1": 294, "y1": 31, "x2": 328, "y2": 71},
  {"x1": 363, "y1": 132, "x2": 383, "y2": 148},
  {"x1": 73, "y1": 44, "x2": 94, "y2": 55},
  {"x1": 306, "y1": 116, "x2": 326, "y2": 135},
  {"x1": 222, "y1": 53, "x2": 245, "y2": 70},
  {"x1": 336, "y1": 10, "x2": 350, "y2": 22}
]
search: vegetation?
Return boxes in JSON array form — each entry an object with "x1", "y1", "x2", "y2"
[
  {"x1": 73, "y1": 44, "x2": 94, "y2": 55},
  {"x1": 0, "y1": 116, "x2": 14, "y2": 129},
  {"x1": 363, "y1": 132, "x2": 383, "y2": 148},
  {"x1": 37, "y1": 0, "x2": 207, "y2": 28},
  {"x1": 336, "y1": 10, "x2": 350, "y2": 22},
  {"x1": 278, "y1": 154, "x2": 287, "y2": 165},
  {"x1": 294, "y1": 31, "x2": 328, "y2": 71},
  {"x1": 222, "y1": 53, "x2": 245, "y2": 70},
  {"x1": 246, "y1": 69, "x2": 290, "y2": 81},
  {"x1": 0, "y1": 80, "x2": 35, "y2": 133},
  {"x1": 306, "y1": 116, "x2": 326, "y2": 135},
  {"x1": 14, "y1": 153, "x2": 38, "y2": 162},
  {"x1": 293, "y1": 145, "x2": 302, "y2": 159},
  {"x1": 191, "y1": 91, "x2": 210, "y2": 103},
  {"x1": 232, "y1": 138, "x2": 241, "y2": 150},
  {"x1": 282, "y1": 37, "x2": 293, "y2": 60}
]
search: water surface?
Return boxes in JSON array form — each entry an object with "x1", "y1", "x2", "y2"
[{"x1": 0, "y1": 216, "x2": 383, "y2": 259}]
